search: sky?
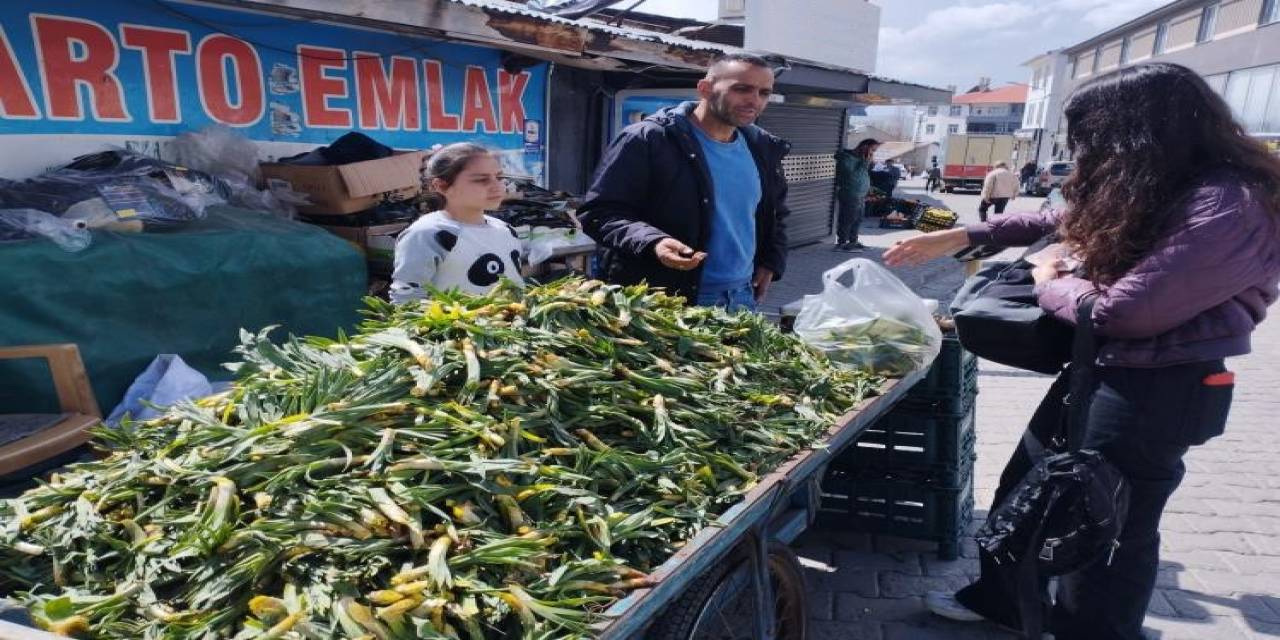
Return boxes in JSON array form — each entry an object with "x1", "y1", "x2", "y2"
[{"x1": 627, "y1": 0, "x2": 1172, "y2": 90}]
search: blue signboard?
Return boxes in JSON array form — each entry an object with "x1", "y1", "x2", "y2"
[{"x1": 0, "y1": 0, "x2": 547, "y2": 177}]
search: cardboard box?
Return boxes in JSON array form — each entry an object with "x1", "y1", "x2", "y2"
[
  {"x1": 315, "y1": 222, "x2": 409, "y2": 264},
  {"x1": 260, "y1": 150, "x2": 427, "y2": 215}
]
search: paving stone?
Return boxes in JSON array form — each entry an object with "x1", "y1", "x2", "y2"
[
  {"x1": 881, "y1": 620, "x2": 1018, "y2": 639},
  {"x1": 804, "y1": 564, "x2": 879, "y2": 597},
  {"x1": 1162, "y1": 532, "x2": 1259, "y2": 555},
  {"x1": 877, "y1": 572, "x2": 973, "y2": 599},
  {"x1": 1141, "y1": 614, "x2": 1252, "y2": 639},
  {"x1": 833, "y1": 594, "x2": 924, "y2": 623},
  {"x1": 807, "y1": 619, "x2": 883, "y2": 640},
  {"x1": 921, "y1": 556, "x2": 981, "y2": 577},
  {"x1": 834, "y1": 549, "x2": 924, "y2": 576},
  {"x1": 808, "y1": 590, "x2": 835, "y2": 621},
  {"x1": 1148, "y1": 589, "x2": 1179, "y2": 618}
]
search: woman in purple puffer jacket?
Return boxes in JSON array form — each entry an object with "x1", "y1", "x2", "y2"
[{"x1": 886, "y1": 63, "x2": 1280, "y2": 640}]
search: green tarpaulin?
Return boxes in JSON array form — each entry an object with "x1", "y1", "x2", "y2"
[{"x1": 0, "y1": 207, "x2": 366, "y2": 414}]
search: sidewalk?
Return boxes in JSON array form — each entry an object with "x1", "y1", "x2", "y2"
[{"x1": 783, "y1": 180, "x2": 1280, "y2": 639}]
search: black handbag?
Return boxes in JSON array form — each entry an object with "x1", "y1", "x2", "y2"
[
  {"x1": 949, "y1": 236, "x2": 1074, "y2": 374},
  {"x1": 974, "y1": 298, "x2": 1131, "y2": 639}
]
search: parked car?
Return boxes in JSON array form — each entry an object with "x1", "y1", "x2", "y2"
[{"x1": 1033, "y1": 161, "x2": 1075, "y2": 196}]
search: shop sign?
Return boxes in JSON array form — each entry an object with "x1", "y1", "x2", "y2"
[{"x1": 0, "y1": 1, "x2": 548, "y2": 177}]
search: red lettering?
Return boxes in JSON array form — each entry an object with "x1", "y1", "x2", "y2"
[
  {"x1": 0, "y1": 26, "x2": 38, "y2": 119},
  {"x1": 121, "y1": 25, "x2": 190, "y2": 123},
  {"x1": 354, "y1": 53, "x2": 420, "y2": 130},
  {"x1": 32, "y1": 15, "x2": 129, "y2": 121},
  {"x1": 196, "y1": 35, "x2": 263, "y2": 126},
  {"x1": 423, "y1": 60, "x2": 459, "y2": 131},
  {"x1": 497, "y1": 70, "x2": 530, "y2": 134},
  {"x1": 460, "y1": 66, "x2": 497, "y2": 133},
  {"x1": 298, "y1": 45, "x2": 351, "y2": 128}
]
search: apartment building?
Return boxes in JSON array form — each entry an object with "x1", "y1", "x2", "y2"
[
  {"x1": 1056, "y1": 0, "x2": 1280, "y2": 153},
  {"x1": 1019, "y1": 51, "x2": 1072, "y2": 167},
  {"x1": 914, "y1": 83, "x2": 1027, "y2": 147}
]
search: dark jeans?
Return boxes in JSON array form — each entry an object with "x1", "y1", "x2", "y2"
[
  {"x1": 957, "y1": 359, "x2": 1233, "y2": 640},
  {"x1": 978, "y1": 197, "x2": 1010, "y2": 222},
  {"x1": 837, "y1": 196, "x2": 865, "y2": 244},
  {"x1": 926, "y1": 177, "x2": 941, "y2": 192}
]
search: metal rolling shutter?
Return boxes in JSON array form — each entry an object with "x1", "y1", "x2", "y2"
[{"x1": 756, "y1": 104, "x2": 847, "y2": 246}]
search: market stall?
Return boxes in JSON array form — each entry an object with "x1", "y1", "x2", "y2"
[
  {"x1": 0, "y1": 1, "x2": 969, "y2": 638},
  {"x1": 0, "y1": 280, "x2": 949, "y2": 639}
]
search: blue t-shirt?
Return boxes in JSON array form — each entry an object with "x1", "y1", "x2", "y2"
[{"x1": 690, "y1": 123, "x2": 762, "y2": 292}]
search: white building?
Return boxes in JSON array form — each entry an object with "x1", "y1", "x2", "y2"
[
  {"x1": 913, "y1": 103, "x2": 969, "y2": 146},
  {"x1": 1039, "y1": 0, "x2": 1280, "y2": 157},
  {"x1": 1019, "y1": 50, "x2": 1072, "y2": 167},
  {"x1": 719, "y1": 0, "x2": 881, "y2": 72}
]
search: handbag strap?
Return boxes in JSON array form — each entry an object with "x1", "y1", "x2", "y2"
[{"x1": 1060, "y1": 295, "x2": 1101, "y2": 452}]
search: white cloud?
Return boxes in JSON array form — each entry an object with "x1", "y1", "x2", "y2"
[{"x1": 876, "y1": 0, "x2": 1172, "y2": 89}]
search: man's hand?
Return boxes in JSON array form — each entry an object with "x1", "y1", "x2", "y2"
[
  {"x1": 752, "y1": 266, "x2": 774, "y2": 302},
  {"x1": 654, "y1": 238, "x2": 707, "y2": 271}
]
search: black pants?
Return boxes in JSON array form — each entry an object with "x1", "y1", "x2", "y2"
[
  {"x1": 926, "y1": 177, "x2": 941, "y2": 192},
  {"x1": 978, "y1": 197, "x2": 1009, "y2": 222},
  {"x1": 957, "y1": 359, "x2": 1233, "y2": 640},
  {"x1": 836, "y1": 196, "x2": 865, "y2": 244}
]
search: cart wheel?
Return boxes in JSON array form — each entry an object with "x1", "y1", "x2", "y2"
[{"x1": 646, "y1": 543, "x2": 807, "y2": 640}]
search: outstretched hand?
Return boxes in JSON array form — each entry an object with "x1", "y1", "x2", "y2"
[{"x1": 883, "y1": 228, "x2": 971, "y2": 267}]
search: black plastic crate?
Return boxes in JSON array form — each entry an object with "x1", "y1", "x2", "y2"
[
  {"x1": 836, "y1": 407, "x2": 976, "y2": 482},
  {"x1": 817, "y1": 466, "x2": 974, "y2": 560},
  {"x1": 898, "y1": 335, "x2": 979, "y2": 414}
]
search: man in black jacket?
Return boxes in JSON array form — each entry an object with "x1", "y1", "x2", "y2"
[{"x1": 578, "y1": 54, "x2": 791, "y2": 310}]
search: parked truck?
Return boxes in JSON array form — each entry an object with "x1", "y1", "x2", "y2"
[{"x1": 941, "y1": 133, "x2": 1015, "y2": 193}]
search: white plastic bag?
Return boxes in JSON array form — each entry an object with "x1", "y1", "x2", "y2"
[
  {"x1": 0, "y1": 208, "x2": 91, "y2": 251},
  {"x1": 793, "y1": 258, "x2": 942, "y2": 376},
  {"x1": 525, "y1": 227, "x2": 580, "y2": 265},
  {"x1": 106, "y1": 355, "x2": 213, "y2": 425}
]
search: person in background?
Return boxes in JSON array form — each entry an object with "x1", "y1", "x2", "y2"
[
  {"x1": 887, "y1": 159, "x2": 903, "y2": 184},
  {"x1": 978, "y1": 161, "x2": 1019, "y2": 222},
  {"x1": 885, "y1": 62, "x2": 1280, "y2": 640},
  {"x1": 835, "y1": 138, "x2": 880, "y2": 252},
  {"x1": 1020, "y1": 160, "x2": 1039, "y2": 194},
  {"x1": 926, "y1": 162, "x2": 943, "y2": 193},
  {"x1": 390, "y1": 143, "x2": 524, "y2": 302},
  {"x1": 578, "y1": 53, "x2": 791, "y2": 312}
]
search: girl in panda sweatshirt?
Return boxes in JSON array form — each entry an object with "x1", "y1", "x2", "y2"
[{"x1": 390, "y1": 143, "x2": 524, "y2": 303}]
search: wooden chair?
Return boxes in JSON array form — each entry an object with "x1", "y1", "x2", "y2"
[{"x1": 0, "y1": 344, "x2": 102, "y2": 477}]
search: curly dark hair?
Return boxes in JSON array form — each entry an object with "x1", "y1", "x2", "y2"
[{"x1": 1060, "y1": 62, "x2": 1280, "y2": 285}]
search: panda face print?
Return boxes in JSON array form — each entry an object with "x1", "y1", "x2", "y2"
[{"x1": 468, "y1": 253, "x2": 505, "y2": 287}]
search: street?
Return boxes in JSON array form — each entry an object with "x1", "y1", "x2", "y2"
[{"x1": 782, "y1": 177, "x2": 1280, "y2": 639}]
